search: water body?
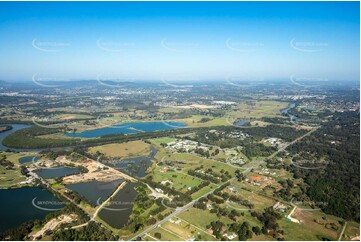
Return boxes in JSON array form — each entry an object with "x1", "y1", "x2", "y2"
[
  {"x1": 0, "y1": 187, "x2": 63, "y2": 233},
  {"x1": 35, "y1": 166, "x2": 80, "y2": 179},
  {"x1": 114, "y1": 147, "x2": 157, "y2": 178},
  {"x1": 303, "y1": 107, "x2": 318, "y2": 111},
  {"x1": 0, "y1": 124, "x2": 33, "y2": 151},
  {"x1": 281, "y1": 103, "x2": 295, "y2": 114},
  {"x1": 65, "y1": 179, "x2": 124, "y2": 206},
  {"x1": 97, "y1": 182, "x2": 138, "y2": 229},
  {"x1": 281, "y1": 103, "x2": 297, "y2": 122},
  {"x1": 18, "y1": 155, "x2": 40, "y2": 164},
  {"x1": 234, "y1": 120, "x2": 249, "y2": 126},
  {"x1": 66, "y1": 121, "x2": 186, "y2": 138}
]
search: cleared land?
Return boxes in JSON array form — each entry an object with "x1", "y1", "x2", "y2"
[
  {"x1": 30, "y1": 214, "x2": 78, "y2": 240},
  {"x1": 229, "y1": 100, "x2": 288, "y2": 120},
  {"x1": 56, "y1": 156, "x2": 136, "y2": 184},
  {"x1": 173, "y1": 115, "x2": 229, "y2": 127},
  {"x1": 279, "y1": 208, "x2": 343, "y2": 240},
  {"x1": 88, "y1": 140, "x2": 151, "y2": 158},
  {"x1": 177, "y1": 207, "x2": 234, "y2": 231}
]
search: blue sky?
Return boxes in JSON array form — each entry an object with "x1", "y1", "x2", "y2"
[{"x1": 0, "y1": 1, "x2": 359, "y2": 82}]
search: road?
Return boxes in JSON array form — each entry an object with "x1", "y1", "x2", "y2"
[
  {"x1": 28, "y1": 169, "x2": 92, "y2": 228},
  {"x1": 129, "y1": 127, "x2": 318, "y2": 240},
  {"x1": 71, "y1": 178, "x2": 128, "y2": 229},
  {"x1": 30, "y1": 156, "x2": 133, "y2": 231},
  {"x1": 129, "y1": 180, "x2": 229, "y2": 241},
  {"x1": 144, "y1": 182, "x2": 170, "y2": 199},
  {"x1": 338, "y1": 221, "x2": 347, "y2": 241}
]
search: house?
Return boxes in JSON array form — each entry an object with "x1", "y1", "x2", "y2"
[
  {"x1": 155, "y1": 188, "x2": 164, "y2": 194},
  {"x1": 187, "y1": 236, "x2": 195, "y2": 241},
  {"x1": 223, "y1": 233, "x2": 237, "y2": 240},
  {"x1": 160, "y1": 167, "x2": 168, "y2": 173},
  {"x1": 273, "y1": 201, "x2": 288, "y2": 214},
  {"x1": 161, "y1": 180, "x2": 173, "y2": 185},
  {"x1": 229, "y1": 186, "x2": 238, "y2": 193},
  {"x1": 249, "y1": 175, "x2": 265, "y2": 183}
]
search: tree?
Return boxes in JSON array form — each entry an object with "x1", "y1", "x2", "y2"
[
  {"x1": 252, "y1": 226, "x2": 262, "y2": 235},
  {"x1": 154, "y1": 232, "x2": 162, "y2": 239}
]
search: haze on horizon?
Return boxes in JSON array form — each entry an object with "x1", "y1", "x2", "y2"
[{"x1": 0, "y1": 1, "x2": 359, "y2": 82}]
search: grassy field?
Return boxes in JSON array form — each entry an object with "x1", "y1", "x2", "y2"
[
  {"x1": 150, "y1": 165, "x2": 204, "y2": 193},
  {"x1": 88, "y1": 140, "x2": 151, "y2": 158},
  {"x1": 250, "y1": 120, "x2": 272, "y2": 127},
  {"x1": 158, "y1": 100, "x2": 289, "y2": 128},
  {"x1": 232, "y1": 176, "x2": 281, "y2": 197},
  {"x1": 149, "y1": 137, "x2": 177, "y2": 147},
  {"x1": 177, "y1": 207, "x2": 234, "y2": 230},
  {"x1": 149, "y1": 226, "x2": 185, "y2": 240},
  {"x1": 151, "y1": 145, "x2": 235, "y2": 175},
  {"x1": 250, "y1": 233, "x2": 276, "y2": 241},
  {"x1": 280, "y1": 209, "x2": 343, "y2": 241},
  {"x1": 161, "y1": 219, "x2": 216, "y2": 240},
  {"x1": 156, "y1": 151, "x2": 238, "y2": 175},
  {"x1": 228, "y1": 100, "x2": 289, "y2": 120},
  {"x1": 0, "y1": 152, "x2": 37, "y2": 188},
  {"x1": 52, "y1": 113, "x2": 94, "y2": 120},
  {"x1": 0, "y1": 164, "x2": 25, "y2": 188},
  {"x1": 226, "y1": 187, "x2": 276, "y2": 212},
  {"x1": 142, "y1": 234, "x2": 157, "y2": 241},
  {"x1": 173, "y1": 115, "x2": 229, "y2": 127},
  {"x1": 342, "y1": 221, "x2": 360, "y2": 240},
  {"x1": 190, "y1": 185, "x2": 215, "y2": 199}
]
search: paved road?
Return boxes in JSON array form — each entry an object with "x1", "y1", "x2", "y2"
[
  {"x1": 129, "y1": 127, "x2": 318, "y2": 240},
  {"x1": 129, "y1": 180, "x2": 227, "y2": 241},
  {"x1": 144, "y1": 182, "x2": 170, "y2": 199}
]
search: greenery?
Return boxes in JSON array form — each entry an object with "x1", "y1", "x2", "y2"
[
  {"x1": 287, "y1": 111, "x2": 359, "y2": 221},
  {"x1": 52, "y1": 221, "x2": 118, "y2": 240}
]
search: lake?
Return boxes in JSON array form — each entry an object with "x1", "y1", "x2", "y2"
[
  {"x1": 97, "y1": 182, "x2": 138, "y2": 229},
  {"x1": 234, "y1": 120, "x2": 249, "y2": 126},
  {"x1": 114, "y1": 147, "x2": 157, "y2": 178},
  {"x1": 66, "y1": 121, "x2": 186, "y2": 138},
  {"x1": 35, "y1": 166, "x2": 80, "y2": 179},
  {"x1": 18, "y1": 155, "x2": 40, "y2": 164},
  {"x1": 65, "y1": 179, "x2": 124, "y2": 205},
  {"x1": 0, "y1": 187, "x2": 63, "y2": 233}
]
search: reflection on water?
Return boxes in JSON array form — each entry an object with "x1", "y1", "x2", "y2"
[
  {"x1": 65, "y1": 179, "x2": 124, "y2": 205},
  {"x1": 114, "y1": 147, "x2": 157, "y2": 178},
  {"x1": 0, "y1": 187, "x2": 62, "y2": 233},
  {"x1": 19, "y1": 155, "x2": 39, "y2": 164},
  {"x1": 98, "y1": 182, "x2": 138, "y2": 229},
  {"x1": 281, "y1": 103, "x2": 297, "y2": 122},
  {"x1": 65, "y1": 121, "x2": 186, "y2": 138},
  {"x1": 35, "y1": 166, "x2": 80, "y2": 179},
  {"x1": 0, "y1": 124, "x2": 33, "y2": 151},
  {"x1": 234, "y1": 120, "x2": 249, "y2": 126}
]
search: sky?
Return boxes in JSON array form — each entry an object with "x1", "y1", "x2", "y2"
[{"x1": 0, "y1": 1, "x2": 359, "y2": 82}]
